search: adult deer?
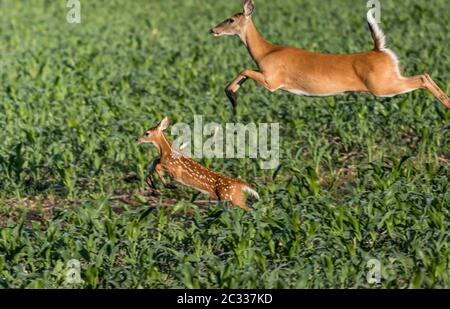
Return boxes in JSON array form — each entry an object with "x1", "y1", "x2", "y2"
[
  {"x1": 210, "y1": 0, "x2": 450, "y2": 110},
  {"x1": 137, "y1": 117, "x2": 259, "y2": 211}
]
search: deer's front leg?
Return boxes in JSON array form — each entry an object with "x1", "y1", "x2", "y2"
[
  {"x1": 154, "y1": 163, "x2": 169, "y2": 186},
  {"x1": 225, "y1": 70, "x2": 278, "y2": 108},
  {"x1": 145, "y1": 159, "x2": 159, "y2": 190},
  {"x1": 226, "y1": 74, "x2": 248, "y2": 108},
  {"x1": 146, "y1": 160, "x2": 168, "y2": 185}
]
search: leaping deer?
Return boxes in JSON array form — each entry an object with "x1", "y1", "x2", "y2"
[
  {"x1": 136, "y1": 117, "x2": 259, "y2": 211},
  {"x1": 210, "y1": 0, "x2": 450, "y2": 110}
]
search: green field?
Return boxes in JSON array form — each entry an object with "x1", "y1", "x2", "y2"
[{"x1": 0, "y1": 0, "x2": 449, "y2": 288}]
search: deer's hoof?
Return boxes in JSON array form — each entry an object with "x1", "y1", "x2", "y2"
[{"x1": 225, "y1": 88, "x2": 237, "y2": 109}]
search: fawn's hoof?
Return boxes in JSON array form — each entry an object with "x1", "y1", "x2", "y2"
[{"x1": 149, "y1": 189, "x2": 160, "y2": 196}]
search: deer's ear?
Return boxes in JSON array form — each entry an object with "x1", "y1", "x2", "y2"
[
  {"x1": 243, "y1": 0, "x2": 255, "y2": 17},
  {"x1": 158, "y1": 117, "x2": 170, "y2": 131}
]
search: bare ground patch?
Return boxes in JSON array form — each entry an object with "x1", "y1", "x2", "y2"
[{"x1": 0, "y1": 186, "x2": 217, "y2": 227}]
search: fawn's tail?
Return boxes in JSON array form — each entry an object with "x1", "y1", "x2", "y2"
[{"x1": 242, "y1": 185, "x2": 260, "y2": 200}]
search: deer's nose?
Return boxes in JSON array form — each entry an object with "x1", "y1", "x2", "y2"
[{"x1": 209, "y1": 29, "x2": 216, "y2": 35}]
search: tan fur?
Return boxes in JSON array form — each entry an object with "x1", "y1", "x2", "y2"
[
  {"x1": 137, "y1": 118, "x2": 258, "y2": 211},
  {"x1": 210, "y1": 0, "x2": 450, "y2": 110}
]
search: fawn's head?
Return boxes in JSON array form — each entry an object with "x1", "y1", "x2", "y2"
[
  {"x1": 136, "y1": 117, "x2": 170, "y2": 145},
  {"x1": 210, "y1": 0, "x2": 255, "y2": 37}
]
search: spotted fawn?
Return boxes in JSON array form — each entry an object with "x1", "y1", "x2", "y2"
[{"x1": 137, "y1": 117, "x2": 259, "y2": 211}]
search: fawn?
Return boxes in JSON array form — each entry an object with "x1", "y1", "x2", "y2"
[
  {"x1": 136, "y1": 117, "x2": 259, "y2": 211},
  {"x1": 210, "y1": 0, "x2": 450, "y2": 110}
]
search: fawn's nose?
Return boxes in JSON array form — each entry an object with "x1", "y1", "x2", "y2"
[{"x1": 209, "y1": 29, "x2": 216, "y2": 35}]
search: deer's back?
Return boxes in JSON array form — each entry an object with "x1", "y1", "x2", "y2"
[{"x1": 162, "y1": 156, "x2": 243, "y2": 197}]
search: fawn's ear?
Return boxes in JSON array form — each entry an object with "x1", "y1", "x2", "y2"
[
  {"x1": 158, "y1": 117, "x2": 170, "y2": 131},
  {"x1": 243, "y1": 0, "x2": 255, "y2": 18}
]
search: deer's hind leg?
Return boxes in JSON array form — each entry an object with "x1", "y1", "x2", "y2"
[
  {"x1": 230, "y1": 189, "x2": 251, "y2": 212},
  {"x1": 423, "y1": 74, "x2": 450, "y2": 110},
  {"x1": 217, "y1": 187, "x2": 251, "y2": 212},
  {"x1": 367, "y1": 74, "x2": 450, "y2": 110},
  {"x1": 231, "y1": 197, "x2": 251, "y2": 212},
  {"x1": 367, "y1": 74, "x2": 424, "y2": 97}
]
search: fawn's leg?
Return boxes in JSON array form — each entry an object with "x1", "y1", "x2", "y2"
[
  {"x1": 154, "y1": 163, "x2": 169, "y2": 186},
  {"x1": 233, "y1": 199, "x2": 252, "y2": 212},
  {"x1": 229, "y1": 190, "x2": 252, "y2": 212},
  {"x1": 216, "y1": 184, "x2": 252, "y2": 211},
  {"x1": 145, "y1": 159, "x2": 159, "y2": 190}
]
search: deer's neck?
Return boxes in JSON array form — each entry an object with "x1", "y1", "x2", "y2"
[
  {"x1": 155, "y1": 134, "x2": 173, "y2": 160},
  {"x1": 240, "y1": 20, "x2": 274, "y2": 63}
]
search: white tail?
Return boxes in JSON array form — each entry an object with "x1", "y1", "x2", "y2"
[
  {"x1": 367, "y1": 12, "x2": 386, "y2": 50},
  {"x1": 242, "y1": 186, "x2": 260, "y2": 200}
]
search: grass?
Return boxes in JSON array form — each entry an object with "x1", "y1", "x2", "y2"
[{"x1": 0, "y1": 0, "x2": 449, "y2": 288}]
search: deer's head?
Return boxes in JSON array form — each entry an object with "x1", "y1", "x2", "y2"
[
  {"x1": 210, "y1": 0, "x2": 255, "y2": 37},
  {"x1": 136, "y1": 117, "x2": 170, "y2": 145}
]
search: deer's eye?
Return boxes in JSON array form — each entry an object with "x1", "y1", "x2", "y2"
[
  {"x1": 145, "y1": 132, "x2": 150, "y2": 136},
  {"x1": 228, "y1": 18, "x2": 235, "y2": 23}
]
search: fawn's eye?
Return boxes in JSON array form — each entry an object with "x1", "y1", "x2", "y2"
[
  {"x1": 228, "y1": 18, "x2": 235, "y2": 23},
  {"x1": 145, "y1": 132, "x2": 150, "y2": 136}
]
